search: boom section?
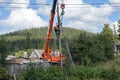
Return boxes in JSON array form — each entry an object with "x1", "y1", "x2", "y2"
[{"x1": 43, "y1": 0, "x2": 58, "y2": 61}]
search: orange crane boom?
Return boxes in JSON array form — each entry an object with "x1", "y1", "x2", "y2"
[{"x1": 43, "y1": 0, "x2": 60, "y2": 62}]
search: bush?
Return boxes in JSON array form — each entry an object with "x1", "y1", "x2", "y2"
[
  {"x1": 68, "y1": 65, "x2": 120, "y2": 80},
  {"x1": 100, "y1": 67, "x2": 120, "y2": 80},
  {"x1": 0, "y1": 67, "x2": 12, "y2": 80},
  {"x1": 17, "y1": 64, "x2": 120, "y2": 80},
  {"x1": 17, "y1": 65, "x2": 63, "y2": 80}
]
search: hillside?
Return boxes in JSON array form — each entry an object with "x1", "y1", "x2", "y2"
[
  {"x1": 0, "y1": 27, "x2": 94, "y2": 53},
  {"x1": 1, "y1": 27, "x2": 94, "y2": 41},
  {"x1": 1, "y1": 27, "x2": 120, "y2": 80}
]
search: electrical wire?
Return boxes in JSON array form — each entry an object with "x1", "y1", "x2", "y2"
[
  {"x1": 0, "y1": 5, "x2": 120, "y2": 9},
  {"x1": 0, "y1": 2, "x2": 51, "y2": 5},
  {"x1": 0, "y1": 1, "x2": 120, "y2": 9},
  {"x1": 65, "y1": 6, "x2": 120, "y2": 9},
  {"x1": 0, "y1": 1, "x2": 120, "y2": 6}
]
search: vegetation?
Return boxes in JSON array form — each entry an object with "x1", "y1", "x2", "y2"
[
  {"x1": 17, "y1": 64, "x2": 120, "y2": 80},
  {"x1": 0, "y1": 27, "x2": 81, "y2": 54},
  {"x1": 17, "y1": 57, "x2": 120, "y2": 80},
  {"x1": 100, "y1": 24, "x2": 114, "y2": 60},
  {"x1": 0, "y1": 25, "x2": 119, "y2": 80},
  {"x1": 117, "y1": 20, "x2": 120, "y2": 39},
  {"x1": 17, "y1": 64, "x2": 63, "y2": 80},
  {"x1": 0, "y1": 67, "x2": 12, "y2": 80},
  {"x1": 0, "y1": 36, "x2": 8, "y2": 67},
  {"x1": 69, "y1": 24, "x2": 114, "y2": 66}
]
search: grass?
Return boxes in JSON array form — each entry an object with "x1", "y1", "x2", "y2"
[{"x1": 99, "y1": 57, "x2": 120, "y2": 70}]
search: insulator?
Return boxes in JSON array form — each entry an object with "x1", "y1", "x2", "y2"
[
  {"x1": 61, "y1": 10, "x2": 65, "y2": 16},
  {"x1": 61, "y1": 4, "x2": 65, "y2": 9}
]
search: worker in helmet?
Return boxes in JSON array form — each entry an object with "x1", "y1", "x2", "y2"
[
  {"x1": 54, "y1": 23, "x2": 60, "y2": 38},
  {"x1": 54, "y1": 23, "x2": 60, "y2": 48}
]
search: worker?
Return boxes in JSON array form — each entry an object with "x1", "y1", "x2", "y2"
[{"x1": 54, "y1": 23, "x2": 60, "y2": 38}]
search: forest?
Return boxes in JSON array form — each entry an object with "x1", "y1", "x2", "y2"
[{"x1": 0, "y1": 23, "x2": 120, "y2": 80}]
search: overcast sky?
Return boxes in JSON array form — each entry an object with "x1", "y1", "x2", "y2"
[{"x1": 0, "y1": 0, "x2": 120, "y2": 34}]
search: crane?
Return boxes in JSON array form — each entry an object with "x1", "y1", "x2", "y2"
[{"x1": 42, "y1": 0, "x2": 63, "y2": 63}]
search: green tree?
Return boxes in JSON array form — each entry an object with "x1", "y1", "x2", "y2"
[
  {"x1": 0, "y1": 36, "x2": 8, "y2": 67},
  {"x1": 0, "y1": 67, "x2": 11, "y2": 80},
  {"x1": 101, "y1": 24, "x2": 114, "y2": 40},
  {"x1": 70, "y1": 32, "x2": 105, "y2": 65},
  {"x1": 70, "y1": 25, "x2": 114, "y2": 65},
  {"x1": 17, "y1": 63, "x2": 39, "y2": 80},
  {"x1": 17, "y1": 64, "x2": 63, "y2": 80},
  {"x1": 117, "y1": 20, "x2": 120, "y2": 38},
  {"x1": 24, "y1": 32, "x2": 31, "y2": 50},
  {"x1": 100, "y1": 24, "x2": 114, "y2": 60}
]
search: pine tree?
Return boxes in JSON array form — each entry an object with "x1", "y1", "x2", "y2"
[
  {"x1": 0, "y1": 36, "x2": 8, "y2": 67},
  {"x1": 100, "y1": 24, "x2": 114, "y2": 60},
  {"x1": 117, "y1": 20, "x2": 120, "y2": 39}
]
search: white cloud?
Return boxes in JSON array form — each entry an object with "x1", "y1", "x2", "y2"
[
  {"x1": 37, "y1": 0, "x2": 50, "y2": 16},
  {"x1": 109, "y1": 0, "x2": 120, "y2": 10},
  {"x1": 109, "y1": 0, "x2": 120, "y2": 3},
  {"x1": 11, "y1": 0, "x2": 29, "y2": 8},
  {"x1": 1, "y1": 0, "x2": 29, "y2": 10},
  {"x1": 36, "y1": 0, "x2": 114, "y2": 32},
  {"x1": 0, "y1": 0, "x2": 4, "y2": 3},
  {"x1": 109, "y1": 21, "x2": 119, "y2": 34},
  {"x1": 37, "y1": 0, "x2": 66, "y2": 16},
  {"x1": 8, "y1": 0, "x2": 29, "y2": 8},
  {"x1": 66, "y1": 20, "x2": 99, "y2": 33},
  {"x1": 0, "y1": 0, "x2": 48, "y2": 32},
  {"x1": 0, "y1": 0, "x2": 6, "y2": 7},
  {"x1": 36, "y1": 0, "x2": 47, "y2": 4},
  {"x1": 37, "y1": 6, "x2": 51, "y2": 16},
  {"x1": 0, "y1": 9, "x2": 47, "y2": 30},
  {"x1": 0, "y1": 0, "x2": 119, "y2": 33},
  {"x1": 63, "y1": 0, "x2": 113, "y2": 32}
]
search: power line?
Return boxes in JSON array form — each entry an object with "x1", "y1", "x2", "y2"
[
  {"x1": 0, "y1": 2, "x2": 51, "y2": 5},
  {"x1": 66, "y1": 5, "x2": 120, "y2": 8},
  {"x1": 0, "y1": 5, "x2": 120, "y2": 9},
  {"x1": 0, "y1": 1, "x2": 120, "y2": 6},
  {"x1": 0, "y1": 2, "x2": 120, "y2": 9}
]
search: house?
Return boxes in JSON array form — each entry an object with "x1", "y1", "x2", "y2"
[
  {"x1": 29, "y1": 49, "x2": 44, "y2": 60},
  {"x1": 7, "y1": 58, "x2": 30, "y2": 76},
  {"x1": 7, "y1": 49, "x2": 45, "y2": 76},
  {"x1": 6, "y1": 55, "x2": 16, "y2": 60}
]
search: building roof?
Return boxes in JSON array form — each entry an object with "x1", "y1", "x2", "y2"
[
  {"x1": 29, "y1": 49, "x2": 44, "y2": 59},
  {"x1": 8, "y1": 58, "x2": 29, "y2": 64}
]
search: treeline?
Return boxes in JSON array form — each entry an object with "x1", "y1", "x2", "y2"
[
  {"x1": 1, "y1": 27, "x2": 81, "y2": 54},
  {"x1": 69, "y1": 24, "x2": 114, "y2": 65},
  {"x1": 6, "y1": 38, "x2": 45, "y2": 53},
  {"x1": 70, "y1": 32, "x2": 114, "y2": 65},
  {"x1": 1, "y1": 25, "x2": 115, "y2": 65}
]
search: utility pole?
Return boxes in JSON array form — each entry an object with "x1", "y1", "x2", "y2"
[{"x1": 113, "y1": 24, "x2": 117, "y2": 55}]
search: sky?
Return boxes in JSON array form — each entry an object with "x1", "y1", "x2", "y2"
[{"x1": 0, "y1": 0, "x2": 120, "y2": 34}]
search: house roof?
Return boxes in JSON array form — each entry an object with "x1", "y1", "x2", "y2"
[
  {"x1": 29, "y1": 49, "x2": 44, "y2": 59},
  {"x1": 7, "y1": 50, "x2": 44, "y2": 64},
  {"x1": 8, "y1": 58, "x2": 29, "y2": 64}
]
